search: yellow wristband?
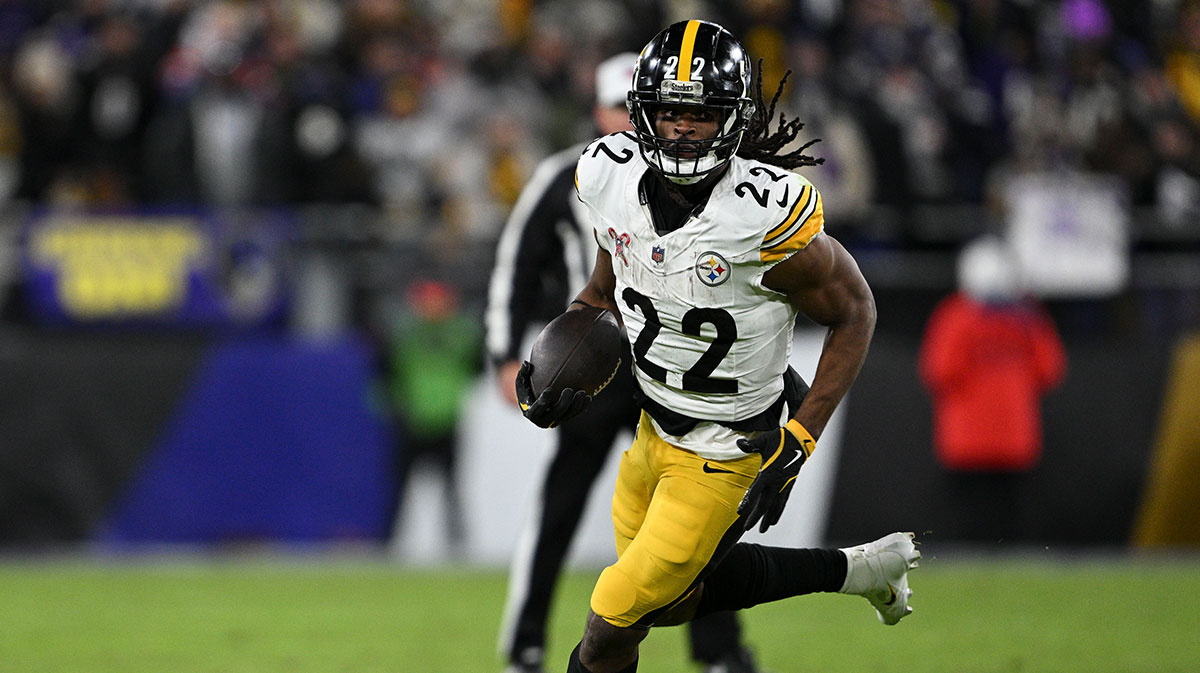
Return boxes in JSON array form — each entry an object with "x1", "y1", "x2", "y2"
[{"x1": 785, "y1": 419, "x2": 816, "y2": 458}]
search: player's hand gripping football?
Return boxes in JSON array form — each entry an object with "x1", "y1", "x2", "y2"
[
  {"x1": 736, "y1": 419, "x2": 816, "y2": 533},
  {"x1": 514, "y1": 361, "x2": 591, "y2": 428}
]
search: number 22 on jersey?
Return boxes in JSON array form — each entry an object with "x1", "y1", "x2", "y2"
[{"x1": 622, "y1": 287, "x2": 738, "y2": 394}]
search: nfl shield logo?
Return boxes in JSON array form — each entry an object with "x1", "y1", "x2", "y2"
[{"x1": 651, "y1": 246, "x2": 665, "y2": 264}]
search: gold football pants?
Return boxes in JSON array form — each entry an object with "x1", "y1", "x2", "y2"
[{"x1": 590, "y1": 411, "x2": 761, "y2": 628}]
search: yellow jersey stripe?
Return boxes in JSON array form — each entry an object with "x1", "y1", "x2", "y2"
[
  {"x1": 766, "y1": 189, "x2": 819, "y2": 248},
  {"x1": 678, "y1": 20, "x2": 701, "y2": 81},
  {"x1": 764, "y1": 185, "x2": 812, "y2": 244},
  {"x1": 761, "y1": 191, "x2": 823, "y2": 263}
]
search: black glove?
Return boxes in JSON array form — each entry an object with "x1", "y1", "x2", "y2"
[
  {"x1": 736, "y1": 419, "x2": 816, "y2": 533},
  {"x1": 514, "y1": 361, "x2": 591, "y2": 428}
]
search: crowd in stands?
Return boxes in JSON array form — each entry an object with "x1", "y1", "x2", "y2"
[{"x1": 1, "y1": 0, "x2": 1199, "y2": 245}]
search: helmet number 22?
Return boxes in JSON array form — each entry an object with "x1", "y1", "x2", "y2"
[
  {"x1": 662, "y1": 55, "x2": 706, "y2": 80},
  {"x1": 622, "y1": 287, "x2": 737, "y2": 393}
]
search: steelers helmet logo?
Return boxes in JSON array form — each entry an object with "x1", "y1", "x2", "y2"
[{"x1": 695, "y1": 251, "x2": 731, "y2": 286}]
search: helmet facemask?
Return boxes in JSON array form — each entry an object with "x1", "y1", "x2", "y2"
[{"x1": 629, "y1": 92, "x2": 752, "y2": 184}]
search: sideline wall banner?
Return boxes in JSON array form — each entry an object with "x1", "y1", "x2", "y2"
[
  {"x1": 21, "y1": 209, "x2": 291, "y2": 327},
  {"x1": 0, "y1": 327, "x2": 208, "y2": 543},
  {"x1": 0, "y1": 329, "x2": 395, "y2": 545},
  {"x1": 100, "y1": 334, "x2": 395, "y2": 545}
]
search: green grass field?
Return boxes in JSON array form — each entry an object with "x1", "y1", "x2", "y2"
[{"x1": 1, "y1": 551, "x2": 1198, "y2": 673}]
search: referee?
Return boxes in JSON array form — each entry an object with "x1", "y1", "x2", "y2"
[{"x1": 487, "y1": 53, "x2": 763, "y2": 673}]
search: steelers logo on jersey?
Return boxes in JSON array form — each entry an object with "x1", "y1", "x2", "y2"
[{"x1": 695, "y1": 251, "x2": 731, "y2": 286}]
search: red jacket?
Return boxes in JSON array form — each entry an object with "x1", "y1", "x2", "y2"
[{"x1": 919, "y1": 292, "x2": 1067, "y2": 471}]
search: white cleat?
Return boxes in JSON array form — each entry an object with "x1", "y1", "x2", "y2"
[{"x1": 839, "y1": 531, "x2": 920, "y2": 625}]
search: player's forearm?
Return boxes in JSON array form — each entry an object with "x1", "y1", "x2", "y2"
[
  {"x1": 792, "y1": 300, "x2": 875, "y2": 441},
  {"x1": 573, "y1": 248, "x2": 623, "y2": 324},
  {"x1": 571, "y1": 285, "x2": 622, "y2": 325}
]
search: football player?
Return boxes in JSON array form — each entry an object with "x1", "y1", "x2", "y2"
[
  {"x1": 489, "y1": 52, "x2": 764, "y2": 673},
  {"x1": 513, "y1": 20, "x2": 921, "y2": 673}
]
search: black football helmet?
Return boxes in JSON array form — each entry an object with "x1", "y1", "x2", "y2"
[{"x1": 628, "y1": 20, "x2": 754, "y2": 184}]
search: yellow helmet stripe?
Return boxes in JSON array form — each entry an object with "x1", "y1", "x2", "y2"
[{"x1": 677, "y1": 20, "x2": 701, "y2": 81}]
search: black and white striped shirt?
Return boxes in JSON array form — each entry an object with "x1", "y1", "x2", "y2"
[{"x1": 485, "y1": 143, "x2": 597, "y2": 367}]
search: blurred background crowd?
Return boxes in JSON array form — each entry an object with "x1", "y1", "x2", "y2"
[{"x1": 2, "y1": 0, "x2": 1200, "y2": 243}]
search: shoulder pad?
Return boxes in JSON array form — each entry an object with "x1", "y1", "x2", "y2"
[
  {"x1": 575, "y1": 132, "x2": 639, "y2": 204},
  {"x1": 754, "y1": 169, "x2": 823, "y2": 264}
]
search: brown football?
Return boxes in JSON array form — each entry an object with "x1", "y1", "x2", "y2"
[{"x1": 528, "y1": 306, "x2": 622, "y2": 398}]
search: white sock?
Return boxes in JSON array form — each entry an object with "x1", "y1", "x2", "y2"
[{"x1": 837, "y1": 544, "x2": 869, "y2": 595}]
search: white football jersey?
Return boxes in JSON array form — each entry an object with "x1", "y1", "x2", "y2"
[{"x1": 576, "y1": 132, "x2": 824, "y2": 458}]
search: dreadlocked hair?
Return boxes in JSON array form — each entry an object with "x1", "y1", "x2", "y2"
[{"x1": 736, "y1": 60, "x2": 823, "y2": 169}]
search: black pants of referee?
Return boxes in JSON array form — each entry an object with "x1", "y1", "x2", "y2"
[{"x1": 499, "y1": 349, "x2": 750, "y2": 667}]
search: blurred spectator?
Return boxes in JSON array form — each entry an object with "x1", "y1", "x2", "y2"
[
  {"x1": 0, "y1": 83, "x2": 20, "y2": 204},
  {"x1": 1156, "y1": 1, "x2": 1200, "y2": 227},
  {"x1": 920, "y1": 235, "x2": 1067, "y2": 472},
  {"x1": 381, "y1": 278, "x2": 483, "y2": 553},
  {"x1": 784, "y1": 32, "x2": 876, "y2": 233},
  {"x1": 73, "y1": 9, "x2": 171, "y2": 205},
  {"x1": 253, "y1": 5, "x2": 376, "y2": 204},
  {"x1": 1153, "y1": 115, "x2": 1200, "y2": 229},
  {"x1": 352, "y1": 62, "x2": 454, "y2": 226},
  {"x1": 11, "y1": 31, "x2": 79, "y2": 203},
  {"x1": 1165, "y1": 0, "x2": 1200, "y2": 128},
  {"x1": 143, "y1": 0, "x2": 268, "y2": 205},
  {"x1": 0, "y1": 1, "x2": 45, "y2": 65},
  {"x1": 830, "y1": 0, "x2": 1004, "y2": 208},
  {"x1": 440, "y1": 107, "x2": 543, "y2": 242},
  {"x1": 919, "y1": 236, "x2": 1066, "y2": 539}
]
